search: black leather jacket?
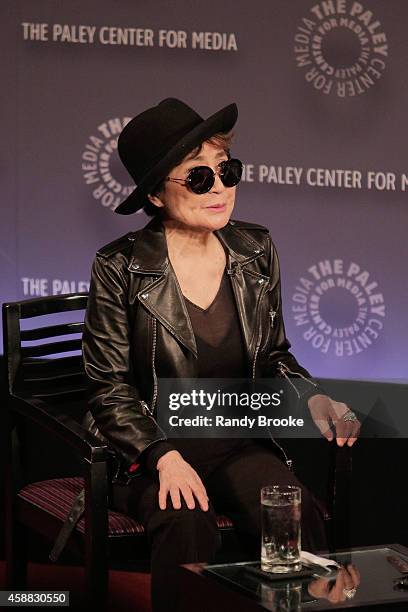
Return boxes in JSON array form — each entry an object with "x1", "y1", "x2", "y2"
[{"x1": 81, "y1": 215, "x2": 322, "y2": 484}]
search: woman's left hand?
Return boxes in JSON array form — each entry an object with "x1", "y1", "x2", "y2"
[{"x1": 307, "y1": 394, "x2": 361, "y2": 447}]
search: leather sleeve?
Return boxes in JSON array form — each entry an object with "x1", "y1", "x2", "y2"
[
  {"x1": 262, "y1": 234, "x2": 326, "y2": 401},
  {"x1": 138, "y1": 440, "x2": 177, "y2": 476},
  {"x1": 82, "y1": 254, "x2": 169, "y2": 466}
]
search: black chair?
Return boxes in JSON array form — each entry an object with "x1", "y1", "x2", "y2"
[{"x1": 2, "y1": 293, "x2": 350, "y2": 607}]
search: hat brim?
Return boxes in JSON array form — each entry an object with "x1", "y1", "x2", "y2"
[{"x1": 115, "y1": 102, "x2": 238, "y2": 215}]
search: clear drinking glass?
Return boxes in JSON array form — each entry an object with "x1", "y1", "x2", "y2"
[
  {"x1": 260, "y1": 581, "x2": 302, "y2": 611},
  {"x1": 261, "y1": 485, "x2": 302, "y2": 573}
]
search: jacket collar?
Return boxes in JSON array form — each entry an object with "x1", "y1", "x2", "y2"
[
  {"x1": 128, "y1": 214, "x2": 264, "y2": 274},
  {"x1": 127, "y1": 215, "x2": 266, "y2": 359}
]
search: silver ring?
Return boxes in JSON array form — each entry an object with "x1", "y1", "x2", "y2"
[
  {"x1": 343, "y1": 587, "x2": 357, "y2": 599},
  {"x1": 342, "y1": 410, "x2": 358, "y2": 422}
]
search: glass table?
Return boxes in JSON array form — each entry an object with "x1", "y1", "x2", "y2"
[{"x1": 179, "y1": 545, "x2": 408, "y2": 611}]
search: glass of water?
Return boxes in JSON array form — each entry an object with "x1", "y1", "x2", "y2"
[
  {"x1": 261, "y1": 485, "x2": 301, "y2": 573},
  {"x1": 260, "y1": 581, "x2": 302, "y2": 611}
]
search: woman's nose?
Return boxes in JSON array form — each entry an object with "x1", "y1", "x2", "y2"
[{"x1": 210, "y1": 171, "x2": 225, "y2": 193}]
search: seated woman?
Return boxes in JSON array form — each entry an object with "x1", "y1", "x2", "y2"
[{"x1": 82, "y1": 97, "x2": 360, "y2": 612}]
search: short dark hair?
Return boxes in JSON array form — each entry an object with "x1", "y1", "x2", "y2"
[{"x1": 142, "y1": 130, "x2": 234, "y2": 217}]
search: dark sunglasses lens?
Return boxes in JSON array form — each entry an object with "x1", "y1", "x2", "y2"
[
  {"x1": 187, "y1": 166, "x2": 214, "y2": 194},
  {"x1": 220, "y1": 159, "x2": 243, "y2": 187}
]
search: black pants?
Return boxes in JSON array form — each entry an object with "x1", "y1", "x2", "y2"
[{"x1": 111, "y1": 441, "x2": 327, "y2": 612}]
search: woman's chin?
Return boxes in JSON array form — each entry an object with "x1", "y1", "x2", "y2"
[{"x1": 201, "y1": 206, "x2": 234, "y2": 229}]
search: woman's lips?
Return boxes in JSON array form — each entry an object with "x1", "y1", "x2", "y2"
[{"x1": 205, "y1": 203, "x2": 226, "y2": 211}]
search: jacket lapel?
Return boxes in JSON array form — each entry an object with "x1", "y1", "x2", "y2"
[
  {"x1": 127, "y1": 216, "x2": 267, "y2": 360},
  {"x1": 214, "y1": 221, "x2": 269, "y2": 361}
]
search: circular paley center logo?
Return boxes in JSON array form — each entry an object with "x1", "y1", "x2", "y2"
[
  {"x1": 294, "y1": 0, "x2": 388, "y2": 97},
  {"x1": 81, "y1": 117, "x2": 140, "y2": 212},
  {"x1": 291, "y1": 259, "x2": 385, "y2": 357}
]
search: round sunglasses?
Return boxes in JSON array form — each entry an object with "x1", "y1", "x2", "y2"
[{"x1": 165, "y1": 158, "x2": 243, "y2": 194}]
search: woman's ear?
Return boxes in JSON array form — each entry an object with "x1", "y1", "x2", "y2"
[{"x1": 147, "y1": 193, "x2": 165, "y2": 208}]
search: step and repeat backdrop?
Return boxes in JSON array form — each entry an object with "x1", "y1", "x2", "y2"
[{"x1": 1, "y1": 0, "x2": 406, "y2": 380}]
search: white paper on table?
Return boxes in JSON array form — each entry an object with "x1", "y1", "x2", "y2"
[{"x1": 300, "y1": 550, "x2": 341, "y2": 572}]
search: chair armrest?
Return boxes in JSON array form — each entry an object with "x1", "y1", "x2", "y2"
[{"x1": 8, "y1": 393, "x2": 108, "y2": 464}]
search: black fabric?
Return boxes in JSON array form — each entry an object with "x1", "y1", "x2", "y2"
[
  {"x1": 170, "y1": 268, "x2": 254, "y2": 471},
  {"x1": 139, "y1": 440, "x2": 177, "y2": 475},
  {"x1": 111, "y1": 443, "x2": 328, "y2": 612},
  {"x1": 183, "y1": 268, "x2": 247, "y2": 377},
  {"x1": 82, "y1": 216, "x2": 324, "y2": 472},
  {"x1": 111, "y1": 269, "x2": 328, "y2": 612},
  {"x1": 139, "y1": 268, "x2": 256, "y2": 476}
]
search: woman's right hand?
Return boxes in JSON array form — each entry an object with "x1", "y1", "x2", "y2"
[
  {"x1": 156, "y1": 450, "x2": 209, "y2": 512},
  {"x1": 308, "y1": 564, "x2": 360, "y2": 603}
]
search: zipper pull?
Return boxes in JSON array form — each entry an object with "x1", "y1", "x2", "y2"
[
  {"x1": 140, "y1": 400, "x2": 153, "y2": 416},
  {"x1": 278, "y1": 361, "x2": 289, "y2": 374},
  {"x1": 269, "y1": 309, "x2": 277, "y2": 328}
]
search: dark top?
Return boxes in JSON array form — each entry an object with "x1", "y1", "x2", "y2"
[
  {"x1": 139, "y1": 268, "x2": 256, "y2": 476},
  {"x1": 184, "y1": 268, "x2": 247, "y2": 378}
]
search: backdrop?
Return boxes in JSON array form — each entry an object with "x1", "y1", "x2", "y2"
[{"x1": 1, "y1": 0, "x2": 406, "y2": 380}]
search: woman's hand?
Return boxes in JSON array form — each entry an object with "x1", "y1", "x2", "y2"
[
  {"x1": 308, "y1": 564, "x2": 360, "y2": 603},
  {"x1": 156, "y1": 450, "x2": 209, "y2": 511},
  {"x1": 308, "y1": 394, "x2": 361, "y2": 447}
]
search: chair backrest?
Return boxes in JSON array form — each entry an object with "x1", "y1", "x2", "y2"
[{"x1": 2, "y1": 293, "x2": 89, "y2": 406}]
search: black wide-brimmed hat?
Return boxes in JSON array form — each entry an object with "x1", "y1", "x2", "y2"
[{"x1": 115, "y1": 97, "x2": 238, "y2": 215}]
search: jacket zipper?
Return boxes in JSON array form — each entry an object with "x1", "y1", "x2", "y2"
[
  {"x1": 151, "y1": 316, "x2": 158, "y2": 413},
  {"x1": 145, "y1": 315, "x2": 167, "y2": 440},
  {"x1": 138, "y1": 316, "x2": 159, "y2": 418},
  {"x1": 138, "y1": 317, "x2": 167, "y2": 444},
  {"x1": 250, "y1": 287, "x2": 293, "y2": 471},
  {"x1": 277, "y1": 361, "x2": 318, "y2": 399},
  {"x1": 251, "y1": 314, "x2": 263, "y2": 379}
]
